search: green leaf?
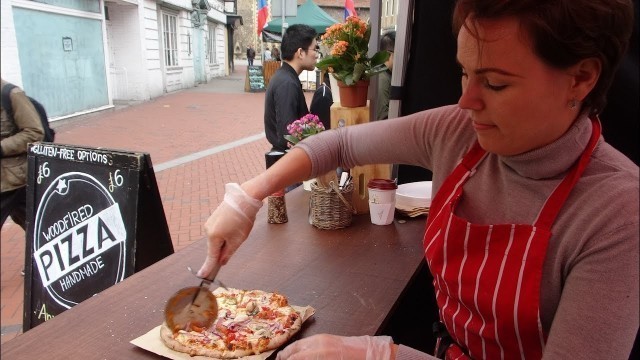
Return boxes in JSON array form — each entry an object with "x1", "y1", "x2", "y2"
[
  {"x1": 365, "y1": 64, "x2": 389, "y2": 77},
  {"x1": 284, "y1": 135, "x2": 299, "y2": 144},
  {"x1": 370, "y1": 51, "x2": 390, "y2": 67},
  {"x1": 343, "y1": 74, "x2": 354, "y2": 86},
  {"x1": 352, "y1": 63, "x2": 365, "y2": 82},
  {"x1": 316, "y1": 56, "x2": 341, "y2": 70}
]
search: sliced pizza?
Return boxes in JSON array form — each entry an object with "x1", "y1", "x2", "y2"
[{"x1": 160, "y1": 287, "x2": 302, "y2": 358}]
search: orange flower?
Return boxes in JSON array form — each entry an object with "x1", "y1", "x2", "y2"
[
  {"x1": 317, "y1": 16, "x2": 389, "y2": 85},
  {"x1": 332, "y1": 41, "x2": 348, "y2": 56}
]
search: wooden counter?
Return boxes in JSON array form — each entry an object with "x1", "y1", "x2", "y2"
[{"x1": 1, "y1": 188, "x2": 426, "y2": 359}]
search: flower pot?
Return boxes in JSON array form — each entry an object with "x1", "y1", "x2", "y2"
[{"x1": 337, "y1": 80, "x2": 370, "y2": 108}]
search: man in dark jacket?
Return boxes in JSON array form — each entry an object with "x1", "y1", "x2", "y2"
[
  {"x1": 247, "y1": 46, "x2": 256, "y2": 66},
  {"x1": 263, "y1": 24, "x2": 318, "y2": 152}
]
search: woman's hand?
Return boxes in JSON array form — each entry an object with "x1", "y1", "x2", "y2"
[
  {"x1": 197, "y1": 183, "x2": 263, "y2": 278},
  {"x1": 276, "y1": 334, "x2": 394, "y2": 360}
]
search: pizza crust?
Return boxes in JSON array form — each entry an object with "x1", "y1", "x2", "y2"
[
  {"x1": 160, "y1": 325, "x2": 200, "y2": 357},
  {"x1": 160, "y1": 323, "x2": 258, "y2": 358},
  {"x1": 160, "y1": 288, "x2": 304, "y2": 359}
]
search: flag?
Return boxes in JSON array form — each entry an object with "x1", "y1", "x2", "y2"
[
  {"x1": 345, "y1": 0, "x2": 357, "y2": 20},
  {"x1": 257, "y1": 0, "x2": 269, "y2": 35}
]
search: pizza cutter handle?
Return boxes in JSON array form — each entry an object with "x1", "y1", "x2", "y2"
[
  {"x1": 201, "y1": 261, "x2": 221, "y2": 285},
  {"x1": 200, "y1": 242, "x2": 227, "y2": 288}
]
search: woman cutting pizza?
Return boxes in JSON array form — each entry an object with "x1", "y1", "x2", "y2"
[{"x1": 198, "y1": 0, "x2": 639, "y2": 358}]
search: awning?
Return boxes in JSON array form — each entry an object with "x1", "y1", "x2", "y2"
[{"x1": 263, "y1": 0, "x2": 337, "y2": 36}]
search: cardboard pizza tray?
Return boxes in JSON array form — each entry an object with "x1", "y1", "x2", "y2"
[{"x1": 130, "y1": 305, "x2": 315, "y2": 360}]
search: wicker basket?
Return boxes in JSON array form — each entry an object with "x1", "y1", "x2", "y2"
[{"x1": 309, "y1": 181, "x2": 354, "y2": 230}]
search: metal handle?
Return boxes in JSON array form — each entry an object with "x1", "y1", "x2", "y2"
[{"x1": 201, "y1": 241, "x2": 226, "y2": 285}]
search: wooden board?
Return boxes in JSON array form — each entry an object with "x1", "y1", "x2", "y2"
[
  {"x1": 262, "y1": 60, "x2": 281, "y2": 87},
  {"x1": 330, "y1": 103, "x2": 392, "y2": 214}
]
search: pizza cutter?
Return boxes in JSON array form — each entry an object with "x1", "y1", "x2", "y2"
[{"x1": 164, "y1": 261, "x2": 222, "y2": 333}]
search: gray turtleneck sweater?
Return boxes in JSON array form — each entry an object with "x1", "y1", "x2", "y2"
[{"x1": 297, "y1": 104, "x2": 639, "y2": 359}]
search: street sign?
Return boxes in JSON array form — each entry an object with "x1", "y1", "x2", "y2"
[
  {"x1": 23, "y1": 143, "x2": 174, "y2": 331},
  {"x1": 271, "y1": 0, "x2": 297, "y2": 17}
]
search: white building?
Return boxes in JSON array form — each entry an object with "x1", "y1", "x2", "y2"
[{"x1": 1, "y1": 0, "x2": 231, "y2": 120}]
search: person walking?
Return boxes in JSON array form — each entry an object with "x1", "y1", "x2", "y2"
[
  {"x1": 1, "y1": 78, "x2": 44, "y2": 231},
  {"x1": 246, "y1": 46, "x2": 256, "y2": 66}
]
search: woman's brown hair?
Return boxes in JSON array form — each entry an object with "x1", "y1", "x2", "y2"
[{"x1": 453, "y1": 0, "x2": 634, "y2": 115}]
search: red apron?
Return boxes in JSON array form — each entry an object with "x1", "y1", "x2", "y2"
[{"x1": 423, "y1": 119, "x2": 601, "y2": 359}]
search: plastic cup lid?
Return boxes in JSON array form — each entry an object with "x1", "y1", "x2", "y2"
[{"x1": 367, "y1": 178, "x2": 397, "y2": 190}]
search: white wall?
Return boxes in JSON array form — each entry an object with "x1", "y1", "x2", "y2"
[
  {"x1": 142, "y1": 1, "x2": 164, "y2": 98},
  {"x1": 206, "y1": 22, "x2": 227, "y2": 78},
  {"x1": 177, "y1": 8, "x2": 195, "y2": 90},
  {"x1": 107, "y1": 2, "x2": 146, "y2": 101},
  {"x1": 0, "y1": 1, "x2": 23, "y2": 86}
]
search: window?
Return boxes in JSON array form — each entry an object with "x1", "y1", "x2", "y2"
[
  {"x1": 208, "y1": 26, "x2": 217, "y2": 64},
  {"x1": 162, "y1": 12, "x2": 178, "y2": 67}
]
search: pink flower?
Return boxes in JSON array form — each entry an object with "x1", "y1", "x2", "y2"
[{"x1": 284, "y1": 114, "x2": 325, "y2": 147}]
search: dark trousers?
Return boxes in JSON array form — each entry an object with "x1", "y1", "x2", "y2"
[
  {"x1": 248, "y1": 58, "x2": 254, "y2": 66},
  {"x1": 0, "y1": 187, "x2": 27, "y2": 230}
]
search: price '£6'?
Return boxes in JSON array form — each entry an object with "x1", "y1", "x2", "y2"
[
  {"x1": 37, "y1": 162, "x2": 50, "y2": 184},
  {"x1": 108, "y1": 169, "x2": 124, "y2": 192}
]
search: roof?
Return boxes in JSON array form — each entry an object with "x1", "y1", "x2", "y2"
[{"x1": 264, "y1": 0, "x2": 338, "y2": 34}]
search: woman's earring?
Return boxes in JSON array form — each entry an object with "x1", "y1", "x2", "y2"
[{"x1": 569, "y1": 98, "x2": 578, "y2": 109}]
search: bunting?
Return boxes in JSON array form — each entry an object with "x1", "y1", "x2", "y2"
[
  {"x1": 257, "y1": 0, "x2": 269, "y2": 35},
  {"x1": 345, "y1": 0, "x2": 357, "y2": 20}
]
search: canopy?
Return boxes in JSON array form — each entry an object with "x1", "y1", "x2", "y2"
[{"x1": 263, "y1": 0, "x2": 337, "y2": 36}]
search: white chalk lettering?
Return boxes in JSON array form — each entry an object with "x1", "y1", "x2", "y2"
[
  {"x1": 31, "y1": 144, "x2": 57, "y2": 157},
  {"x1": 35, "y1": 204, "x2": 126, "y2": 287},
  {"x1": 58, "y1": 256, "x2": 105, "y2": 292},
  {"x1": 76, "y1": 150, "x2": 108, "y2": 164},
  {"x1": 37, "y1": 304, "x2": 55, "y2": 321},
  {"x1": 29, "y1": 144, "x2": 78, "y2": 160},
  {"x1": 58, "y1": 148, "x2": 75, "y2": 160},
  {"x1": 42, "y1": 205, "x2": 94, "y2": 242}
]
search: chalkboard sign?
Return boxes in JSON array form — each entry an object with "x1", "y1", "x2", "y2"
[
  {"x1": 246, "y1": 65, "x2": 266, "y2": 92},
  {"x1": 23, "y1": 143, "x2": 174, "y2": 331}
]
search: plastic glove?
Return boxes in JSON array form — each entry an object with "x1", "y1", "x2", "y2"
[
  {"x1": 197, "y1": 183, "x2": 263, "y2": 278},
  {"x1": 276, "y1": 334, "x2": 394, "y2": 360}
]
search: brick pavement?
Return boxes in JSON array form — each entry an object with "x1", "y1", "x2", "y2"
[{"x1": 0, "y1": 64, "x2": 314, "y2": 343}]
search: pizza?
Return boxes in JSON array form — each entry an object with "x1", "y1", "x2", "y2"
[{"x1": 160, "y1": 287, "x2": 302, "y2": 358}]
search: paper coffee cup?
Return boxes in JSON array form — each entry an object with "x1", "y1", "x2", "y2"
[
  {"x1": 369, "y1": 202, "x2": 395, "y2": 225},
  {"x1": 367, "y1": 179, "x2": 397, "y2": 225}
]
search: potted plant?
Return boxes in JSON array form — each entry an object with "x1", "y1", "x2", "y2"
[{"x1": 316, "y1": 16, "x2": 390, "y2": 107}]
